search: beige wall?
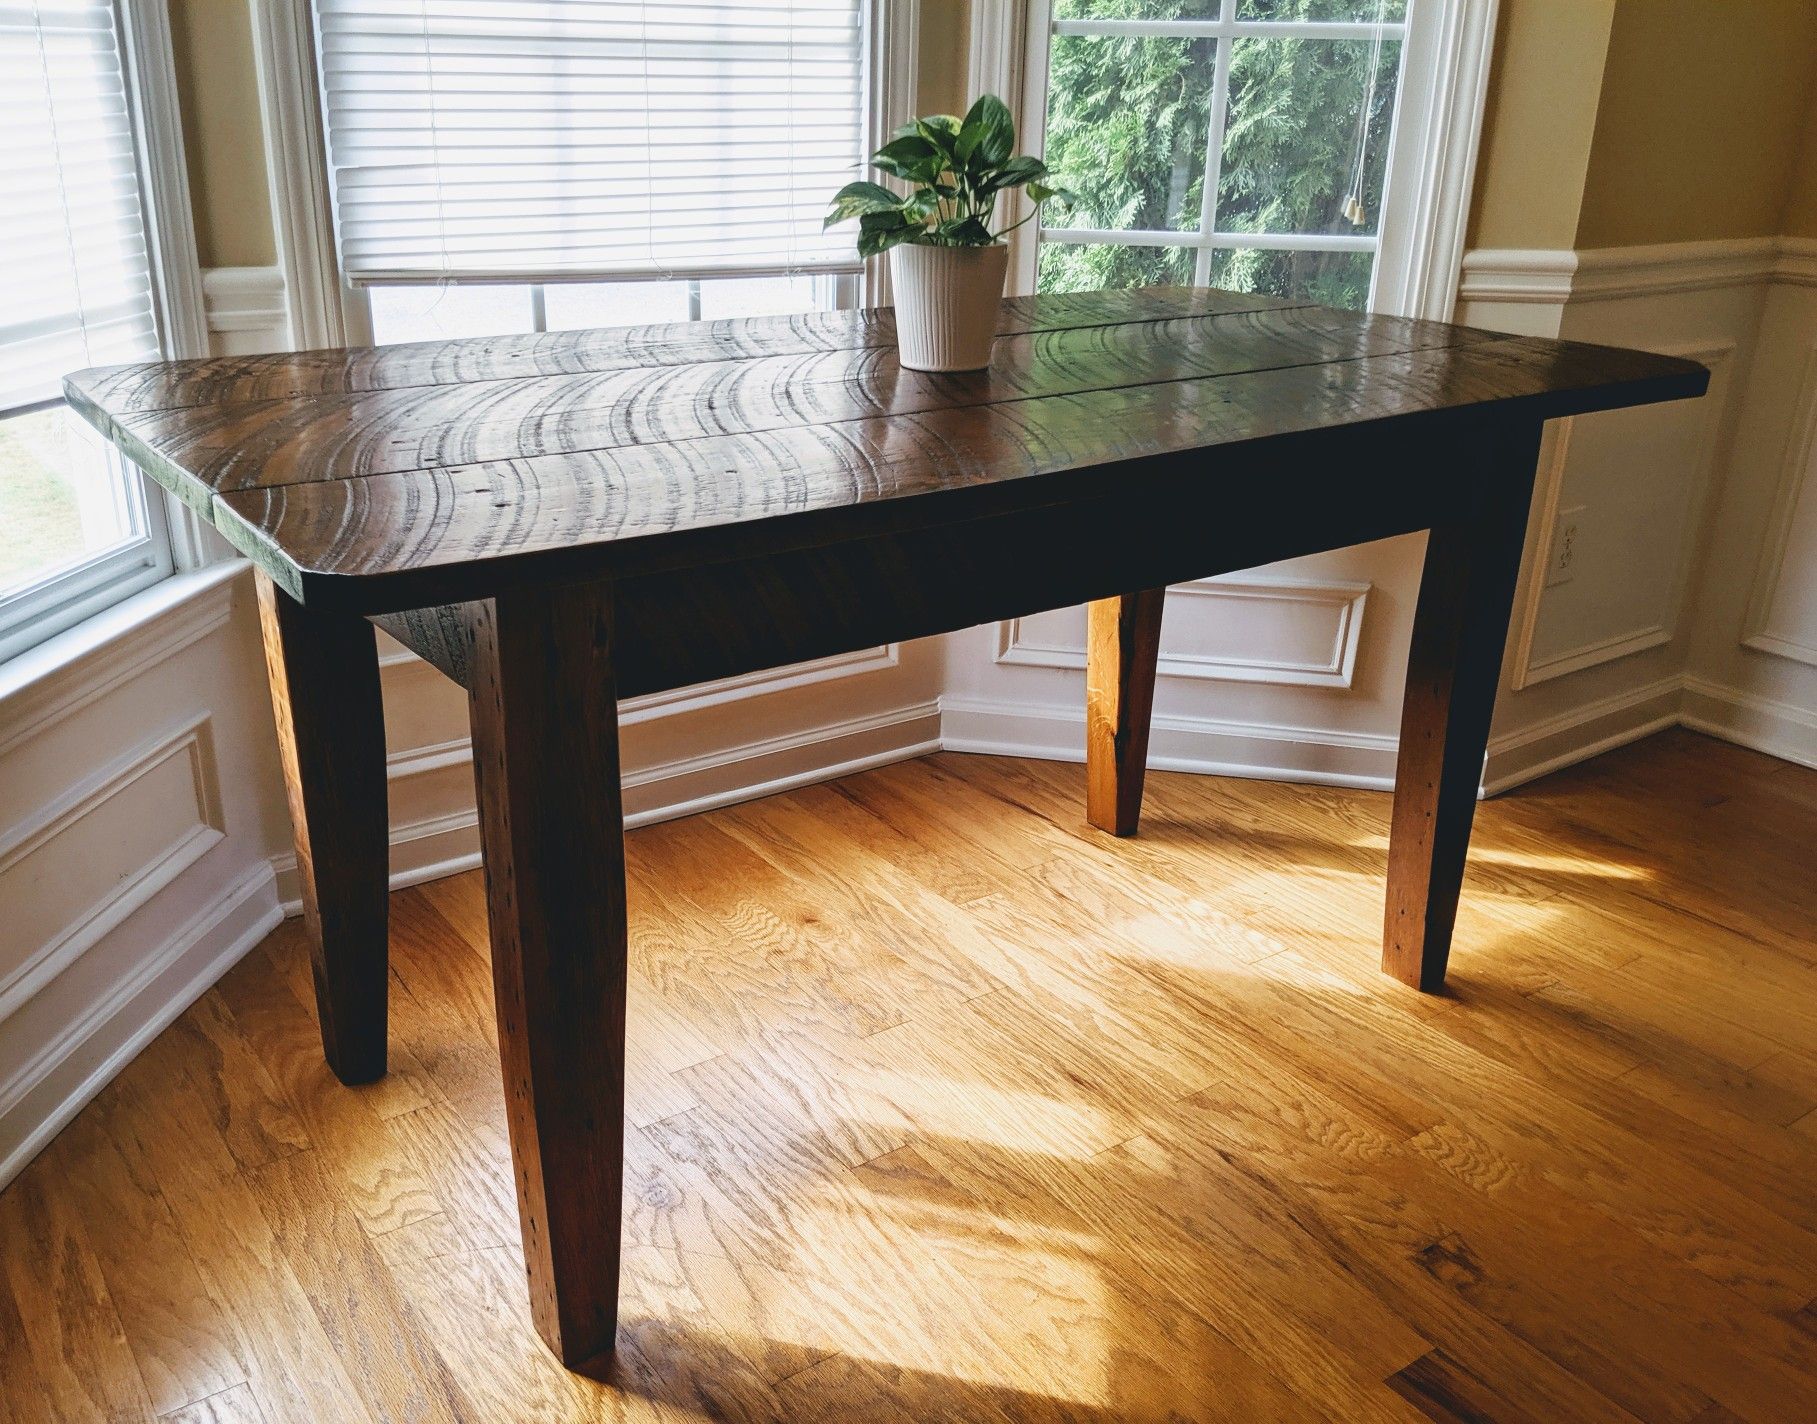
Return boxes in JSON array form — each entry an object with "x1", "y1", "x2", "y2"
[
  {"x1": 917, "y1": 0, "x2": 971, "y2": 118},
  {"x1": 1783, "y1": 69, "x2": 1817, "y2": 238},
  {"x1": 1575, "y1": 0, "x2": 1817, "y2": 248},
  {"x1": 1464, "y1": 0, "x2": 1616, "y2": 251},
  {"x1": 168, "y1": 0, "x2": 275, "y2": 268}
]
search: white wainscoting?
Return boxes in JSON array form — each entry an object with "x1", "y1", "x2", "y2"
[
  {"x1": 0, "y1": 564, "x2": 286, "y2": 1187},
  {"x1": 1467, "y1": 236, "x2": 1817, "y2": 783},
  {"x1": 996, "y1": 576, "x2": 1372, "y2": 689}
]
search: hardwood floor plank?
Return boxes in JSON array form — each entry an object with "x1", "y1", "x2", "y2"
[
  {"x1": 159, "y1": 1383, "x2": 270, "y2": 1424},
  {"x1": 56, "y1": 1111, "x2": 249, "y2": 1414},
  {"x1": 0, "y1": 1148, "x2": 158, "y2": 1424},
  {"x1": 5, "y1": 731, "x2": 1814, "y2": 1422},
  {"x1": 246, "y1": 1152, "x2": 471, "y2": 1423}
]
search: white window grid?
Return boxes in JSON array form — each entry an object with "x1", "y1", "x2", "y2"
[{"x1": 1035, "y1": 0, "x2": 1407, "y2": 287}]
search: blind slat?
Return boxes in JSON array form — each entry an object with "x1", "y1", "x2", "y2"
[
  {"x1": 316, "y1": 0, "x2": 868, "y2": 284},
  {"x1": 2, "y1": 1, "x2": 159, "y2": 412}
]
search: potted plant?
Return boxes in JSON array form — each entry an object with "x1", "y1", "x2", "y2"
[{"x1": 825, "y1": 94, "x2": 1074, "y2": 373}]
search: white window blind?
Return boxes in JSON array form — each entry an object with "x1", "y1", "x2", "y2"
[
  {"x1": 2, "y1": 0, "x2": 159, "y2": 414},
  {"x1": 315, "y1": 0, "x2": 870, "y2": 285}
]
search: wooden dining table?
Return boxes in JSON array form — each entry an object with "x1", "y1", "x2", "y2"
[{"x1": 67, "y1": 285, "x2": 1705, "y2": 1370}]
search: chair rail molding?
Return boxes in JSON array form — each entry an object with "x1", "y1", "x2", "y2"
[
  {"x1": 1459, "y1": 237, "x2": 1808, "y2": 306},
  {"x1": 202, "y1": 267, "x2": 291, "y2": 344}
]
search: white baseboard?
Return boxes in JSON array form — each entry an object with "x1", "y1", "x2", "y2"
[
  {"x1": 938, "y1": 694, "x2": 1398, "y2": 791},
  {"x1": 0, "y1": 861, "x2": 282, "y2": 1189},
  {"x1": 1680, "y1": 676, "x2": 1817, "y2": 770},
  {"x1": 272, "y1": 700, "x2": 944, "y2": 913},
  {"x1": 1482, "y1": 676, "x2": 1685, "y2": 796}
]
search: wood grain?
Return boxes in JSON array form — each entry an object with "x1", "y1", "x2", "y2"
[
  {"x1": 5, "y1": 732, "x2": 1817, "y2": 1422},
  {"x1": 65, "y1": 288, "x2": 1706, "y2": 613},
  {"x1": 254, "y1": 573, "x2": 389, "y2": 1082},
  {"x1": 1085, "y1": 588, "x2": 1166, "y2": 836},
  {"x1": 463, "y1": 580, "x2": 630, "y2": 1369},
  {"x1": 1383, "y1": 420, "x2": 1544, "y2": 990}
]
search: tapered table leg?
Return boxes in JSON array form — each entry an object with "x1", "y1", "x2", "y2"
[
  {"x1": 1384, "y1": 421, "x2": 1546, "y2": 991},
  {"x1": 255, "y1": 573, "x2": 389, "y2": 1084},
  {"x1": 463, "y1": 580, "x2": 627, "y2": 1369},
  {"x1": 1086, "y1": 587, "x2": 1167, "y2": 836}
]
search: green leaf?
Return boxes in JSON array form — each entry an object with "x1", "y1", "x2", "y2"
[
  {"x1": 871, "y1": 134, "x2": 943, "y2": 183},
  {"x1": 857, "y1": 215, "x2": 919, "y2": 258},
  {"x1": 823, "y1": 180, "x2": 908, "y2": 228},
  {"x1": 957, "y1": 93, "x2": 1015, "y2": 169},
  {"x1": 1027, "y1": 181, "x2": 1078, "y2": 210},
  {"x1": 980, "y1": 154, "x2": 1048, "y2": 195},
  {"x1": 935, "y1": 215, "x2": 995, "y2": 247},
  {"x1": 900, "y1": 189, "x2": 941, "y2": 224}
]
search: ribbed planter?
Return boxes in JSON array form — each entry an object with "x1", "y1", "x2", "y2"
[{"x1": 889, "y1": 242, "x2": 1010, "y2": 372}]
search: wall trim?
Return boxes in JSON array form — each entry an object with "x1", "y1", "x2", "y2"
[
  {"x1": 1680, "y1": 675, "x2": 1817, "y2": 770},
  {"x1": 0, "y1": 561, "x2": 245, "y2": 760},
  {"x1": 622, "y1": 646, "x2": 900, "y2": 725},
  {"x1": 1510, "y1": 337, "x2": 1737, "y2": 688},
  {"x1": 202, "y1": 266, "x2": 290, "y2": 335},
  {"x1": 1459, "y1": 236, "x2": 1810, "y2": 305},
  {"x1": 0, "y1": 862, "x2": 282, "y2": 1189},
  {"x1": 1370, "y1": 0, "x2": 1501, "y2": 320},
  {"x1": 273, "y1": 699, "x2": 943, "y2": 912},
  {"x1": 1520, "y1": 625, "x2": 1672, "y2": 686},
  {"x1": 0, "y1": 715, "x2": 225, "y2": 1025},
  {"x1": 1483, "y1": 675, "x2": 1684, "y2": 796},
  {"x1": 994, "y1": 577, "x2": 1370, "y2": 689},
  {"x1": 120, "y1": 0, "x2": 206, "y2": 361},
  {"x1": 939, "y1": 694, "x2": 1399, "y2": 791},
  {"x1": 1740, "y1": 340, "x2": 1817, "y2": 665}
]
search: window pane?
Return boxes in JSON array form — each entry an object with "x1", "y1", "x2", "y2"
[
  {"x1": 1042, "y1": 35, "x2": 1217, "y2": 235},
  {"x1": 0, "y1": 407, "x2": 142, "y2": 595},
  {"x1": 1037, "y1": 243, "x2": 1196, "y2": 293},
  {"x1": 544, "y1": 281, "x2": 691, "y2": 329},
  {"x1": 1206, "y1": 247, "x2": 1374, "y2": 308},
  {"x1": 1217, "y1": 36, "x2": 1400, "y2": 237},
  {"x1": 367, "y1": 285, "x2": 536, "y2": 344},
  {"x1": 1237, "y1": 0, "x2": 1407, "y2": 20},
  {"x1": 1054, "y1": 0, "x2": 1218, "y2": 20},
  {"x1": 698, "y1": 276, "x2": 834, "y2": 321}
]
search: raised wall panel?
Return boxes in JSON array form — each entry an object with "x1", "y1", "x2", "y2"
[
  {"x1": 0, "y1": 716, "x2": 225, "y2": 1023},
  {"x1": 1518, "y1": 340, "x2": 1735, "y2": 684},
  {"x1": 996, "y1": 576, "x2": 1372, "y2": 689},
  {"x1": 1742, "y1": 343, "x2": 1817, "y2": 667}
]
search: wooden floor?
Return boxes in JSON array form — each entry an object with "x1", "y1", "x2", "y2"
[{"x1": 3, "y1": 729, "x2": 1815, "y2": 1423}]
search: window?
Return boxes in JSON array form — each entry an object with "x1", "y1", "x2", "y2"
[
  {"x1": 309, "y1": 0, "x2": 873, "y2": 343},
  {"x1": 1, "y1": 0, "x2": 181, "y2": 661},
  {"x1": 1028, "y1": 0, "x2": 1407, "y2": 309}
]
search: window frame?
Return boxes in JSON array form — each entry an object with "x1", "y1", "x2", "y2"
[
  {"x1": 0, "y1": 0, "x2": 210, "y2": 664},
  {"x1": 255, "y1": 0, "x2": 923, "y2": 349},
  {"x1": 984, "y1": 0, "x2": 1500, "y2": 319}
]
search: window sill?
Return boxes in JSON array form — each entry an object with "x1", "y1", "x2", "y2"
[{"x1": 0, "y1": 560, "x2": 251, "y2": 756}]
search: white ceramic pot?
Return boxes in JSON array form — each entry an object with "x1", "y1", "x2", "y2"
[{"x1": 889, "y1": 242, "x2": 1010, "y2": 372}]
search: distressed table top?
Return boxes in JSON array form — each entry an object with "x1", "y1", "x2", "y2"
[{"x1": 66, "y1": 286, "x2": 1707, "y2": 613}]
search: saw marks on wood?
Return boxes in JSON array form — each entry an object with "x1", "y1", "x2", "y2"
[{"x1": 3, "y1": 728, "x2": 1816, "y2": 1423}]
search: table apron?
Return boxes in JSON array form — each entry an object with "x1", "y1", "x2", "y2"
[{"x1": 370, "y1": 427, "x2": 1497, "y2": 698}]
